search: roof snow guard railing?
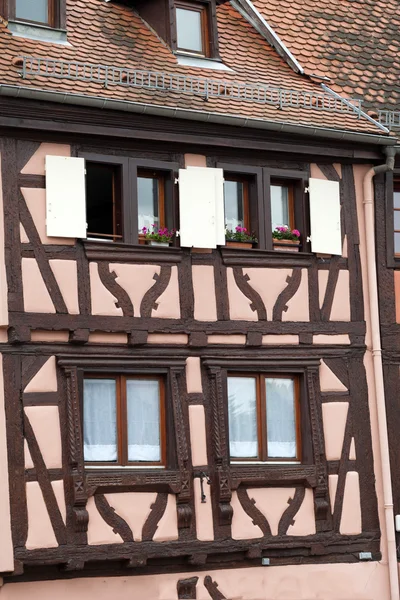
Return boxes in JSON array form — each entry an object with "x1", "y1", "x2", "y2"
[
  {"x1": 18, "y1": 55, "x2": 363, "y2": 115},
  {"x1": 379, "y1": 110, "x2": 400, "y2": 130}
]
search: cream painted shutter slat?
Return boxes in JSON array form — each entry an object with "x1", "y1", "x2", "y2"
[
  {"x1": 45, "y1": 156, "x2": 86, "y2": 238},
  {"x1": 179, "y1": 167, "x2": 225, "y2": 248},
  {"x1": 309, "y1": 178, "x2": 341, "y2": 255}
]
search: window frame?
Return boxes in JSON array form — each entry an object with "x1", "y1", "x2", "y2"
[
  {"x1": 7, "y1": 0, "x2": 65, "y2": 28},
  {"x1": 79, "y1": 153, "x2": 179, "y2": 246},
  {"x1": 172, "y1": 0, "x2": 219, "y2": 59},
  {"x1": 227, "y1": 373, "x2": 301, "y2": 463},
  {"x1": 175, "y1": 1, "x2": 210, "y2": 57},
  {"x1": 137, "y1": 168, "x2": 167, "y2": 242},
  {"x1": 85, "y1": 160, "x2": 124, "y2": 242},
  {"x1": 83, "y1": 373, "x2": 167, "y2": 468},
  {"x1": 270, "y1": 178, "x2": 296, "y2": 231},
  {"x1": 223, "y1": 174, "x2": 251, "y2": 233}
]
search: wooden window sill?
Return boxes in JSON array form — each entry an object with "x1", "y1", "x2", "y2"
[{"x1": 83, "y1": 239, "x2": 182, "y2": 263}]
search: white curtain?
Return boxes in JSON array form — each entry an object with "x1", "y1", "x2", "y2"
[
  {"x1": 266, "y1": 378, "x2": 296, "y2": 458},
  {"x1": 127, "y1": 379, "x2": 161, "y2": 462},
  {"x1": 227, "y1": 377, "x2": 258, "y2": 458},
  {"x1": 271, "y1": 185, "x2": 289, "y2": 230},
  {"x1": 138, "y1": 177, "x2": 158, "y2": 232},
  {"x1": 84, "y1": 379, "x2": 117, "y2": 462}
]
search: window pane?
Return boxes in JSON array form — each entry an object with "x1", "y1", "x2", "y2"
[
  {"x1": 16, "y1": 0, "x2": 48, "y2": 23},
  {"x1": 228, "y1": 377, "x2": 258, "y2": 458},
  {"x1": 86, "y1": 163, "x2": 119, "y2": 239},
  {"x1": 271, "y1": 185, "x2": 289, "y2": 229},
  {"x1": 395, "y1": 232, "x2": 400, "y2": 254},
  {"x1": 394, "y1": 210, "x2": 400, "y2": 231},
  {"x1": 176, "y1": 7, "x2": 203, "y2": 53},
  {"x1": 394, "y1": 191, "x2": 400, "y2": 209},
  {"x1": 84, "y1": 379, "x2": 117, "y2": 462},
  {"x1": 138, "y1": 177, "x2": 159, "y2": 231},
  {"x1": 127, "y1": 379, "x2": 161, "y2": 462},
  {"x1": 224, "y1": 181, "x2": 244, "y2": 230},
  {"x1": 266, "y1": 378, "x2": 296, "y2": 458}
]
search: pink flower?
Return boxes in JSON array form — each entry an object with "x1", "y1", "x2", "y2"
[{"x1": 292, "y1": 229, "x2": 300, "y2": 237}]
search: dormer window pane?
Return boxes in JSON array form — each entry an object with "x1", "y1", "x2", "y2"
[
  {"x1": 176, "y1": 6, "x2": 203, "y2": 54},
  {"x1": 16, "y1": 0, "x2": 48, "y2": 24}
]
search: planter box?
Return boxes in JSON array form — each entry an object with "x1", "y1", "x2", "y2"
[
  {"x1": 273, "y1": 238, "x2": 300, "y2": 252},
  {"x1": 226, "y1": 241, "x2": 254, "y2": 249},
  {"x1": 146, "y1": 240, "x2": 171, "y2": 247}
]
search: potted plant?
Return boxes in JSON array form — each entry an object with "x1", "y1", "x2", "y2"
[
  {"x1": 142, "y1": 225, "x2": 176, "y2": 247},
  {"x1": 272, "y1": 226, "x2": 301, "y2": 252},
  {"x1": 225, "y1": 226, "x2": 258, "y2": 249}
]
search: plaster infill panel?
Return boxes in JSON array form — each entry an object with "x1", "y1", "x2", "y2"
[
  {"x1": 244, "y1": 268, "x2": 292, "y2": 320},
  {"x1": 0, "y1": 353, "x2": 13, "y2": 571},
  {"x1": 147, "y1": 334, "x2": 188, "y2": 344},
  {"x1": 0, "y1": 154, "x2": 8, "y2": 327},
  {"x1": 186, "y1": 357, "x2": 202, "y2": 393},
  {"x1": 21, "y1": 143, "x2": 71, "y2": 175},
  {"x1": 88, "y1": 332, "x2": 128, "y2": 344},
  {"x1": 49, "y1": 259, "x2": 80, "y2": 314},
  {"x1": 22, "y1": 257, "x2": 55, "y2": 314},
  {"x1": 318, "y1": 270, "x2": 351, "y2": 321},
  {"x1": 226, "y1": 268, "x2": 257, "y2": 321},
  {"x1": 231, "y1": 491, "x2": 263, "y2": 540},
  {"x1": 153, "y1": 494, "x2": 178, "y2": 541},
  {"x1": 110, "y1": 263, "x2": 160, "y2": 317},
  {"x1": 24, "y1": 356, "x2": 57, "y2": 393},
  {"x1": 24, "y1": 439, "x2": 34, "y2": 469},
  {"x1": 329, "y1": 474, "x2": 339, "y2": 514},
  {"x1": 282, "y1": 269, "x2": 309, "y2": 321},
  {"x1": 152, "y1": 266, "x2": 180, "y2": 319},
  {"x1": 319, "y1": 360, "x2": 348, "y2": 393},
  {"x1": 340, "y1": 472, "x2": 362, "y2": 535},
  {"x1": 248, "y1": 487, "x2": 295, "y2": 536},
  {"x1": 21, "y1": 188, "x2": 75, "y2": 245},
  {"x1": 194, "y1": 478, "x2": 214, "y2": 541},
  {"x1": 105, "y1": 492, "x2": 157, "y2": 542},
  {"x1": 189, "y1": 405, "x2": 208, "y2": 467},
  {"x1": 192, "y1": 265, "x2": 217, "y2": 321},
  {"x1": 86, "y1": 496, "x2": 123, "y2": 545},
  {"x1": 287, "y1": 488, "x2": 316, "y2": 536},
  {"x1": 31, "y1": 330, "x2": 69, "y2": 343},
  {"x1": 51, "y1": 480, "x2": 67, "y2": 525},
  {"x1": 262, "y1": 334, "x2": 299, "y2": 345},
  {"x1": 322, "y1": 402, "x2": 349, "y2": 461},
  {"x1": 89, "y1": 262, "x2": 122, "y2": 316},
  {"x1": 25, "y1": 406, "x2": 62, "y2": 469},
  {"x1": 26, "y1": 481, "x2": 58, "y2": 550},
  {"x1": 313, "y1": 334, "x2": 350, "y2": 345},
  {"x1": 207, "y1": 334, "x2": 246, "y2": 344}
]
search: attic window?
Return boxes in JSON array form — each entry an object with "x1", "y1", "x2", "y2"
[
  {"x1": 176, "y1": 2, "x2": 210, "y2": 56},
  {"x1": 14, "y1": 0, "x2": 54, "y2": 25}
]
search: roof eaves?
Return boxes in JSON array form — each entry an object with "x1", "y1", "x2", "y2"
[{"x1": 230, "y1": 0, "x2": 304, "y2": 75}]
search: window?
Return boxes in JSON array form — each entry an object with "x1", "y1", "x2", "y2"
[
  {"x1": 86, "y1": 162, "x2": 123, "y2": 242},
  {"x1": 270, "y1": 180, "x2": 295, "y2": 230},
  {"x1": 227, "y1": 374, "x2": 300, "y2": 462},
  {"x1": 224, "y1": 176, "x2": 250, "y2": 231},
  {"x1": 138, "y1": 169, "x2": 166, "y2": 233},
  {"x1": 83, "y1": 375, "x2": 166, "y2": 466},
  {"x1": 176, "y1": 2, "x2": 209, "y2": 56},
  {"x1": 394, "y1": 179, "x2": 400, "y2": 255},
  {"x1": 12, "y1": 0, "x2": 56, "y2": 25}
]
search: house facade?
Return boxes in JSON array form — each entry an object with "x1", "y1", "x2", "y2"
[{"x1": 0, "y1": 1, "x2": 398, "y2": 599}]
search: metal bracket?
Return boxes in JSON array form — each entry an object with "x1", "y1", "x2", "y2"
[{"x1": 194, "y1": 471, "x2": 211, "y2": 503}]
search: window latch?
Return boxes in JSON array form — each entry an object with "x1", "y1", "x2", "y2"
[{"x1": 194, "y1": 471, "x2": 211, "y2": 503}]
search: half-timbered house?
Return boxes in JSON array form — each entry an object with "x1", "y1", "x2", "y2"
[{"x1": 0, "y1": 0, "x2": 398, "y2": 598}]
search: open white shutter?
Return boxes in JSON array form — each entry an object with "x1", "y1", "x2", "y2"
[
  {"x1": 309, "y1": 178, "x2": 341, "y2": 255},
  {"x1": 179, "y1": 167, "x2": 224, "y2": 248},
  {"x1": 46, "y1": 156, "x2": 86, "y2": 238}
]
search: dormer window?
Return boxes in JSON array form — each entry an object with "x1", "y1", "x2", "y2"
[
  {"x1": 13, "y1": 0, "x2": 55, "y2": 25},
  {"x1": 176, "y1": 2, "x2": 209, "y2": 56}
]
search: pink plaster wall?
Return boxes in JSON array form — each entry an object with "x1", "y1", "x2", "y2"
[
  {"x1": 350, "y1": 437, "x2": 357, "y2": 460},
  {"x1": 184, "y1": 154, "x2": 207, "y2": 168},
  {"x1": 322, "y1": 402, "x2": 349, "y2": 461},
  {"x1": 319, "y1": 360, "x2": 348, "y2": 393},
  {"x1": 262, "y1": 334, "x2": 299, "y2": 344},
  {"x1": 207, "y1": 334, "x2": 246, "y2": 344},
  {"x1": 192, "y1": 265, "x2": 217, "y2": 321},
  {"x1": 26, "y1": 481, "x2": 58, "y2": 550},
  {"x1": 22, "y1": 258, "x2": 55, "y2": 314},
  {"x1": 282, "y1": 269, "x2": 310, "y2": 321},
  {"x1": 329, "y1": 474, "x2": 338, "y2": 514},
  {"x1": 49, "y1": 260, "x2": 79, "y2": 314},
  {"x1": 0, "y1": 353, "x2": 13, "y2": 572},
  {"x1": 152, "y1": 266, "x2": 180, "y2": 319},
  {"x1": 86, "y1": 496, "x2": 123, "y2": 545},
  {"x1": 189, "y1": 405, "x2": 208, "y2": 466},
  {"x1": 89, "y1": 263, "x2": 122, "y2": 316},
  {"x1": 330, "y1": 270, "x2": 351, "y2": 321},
  {"x1": 186, "y1": 357, "x2": 202, "y2": 393},
  {"x1": 231, "y1": 491, "x2": 263, "y2": 540},
  {"x1": 88, "y1": 332, "x2": 128, "y2": 344},
  {"x1": 313, "y1": 334, "x2": 350, "y2": 344},
  {"x1": 24, "y1": 406, "x2": 62, "y2": 469},
  {"x1": 24, "y1": 439, "x2": 34, "y2": 470},
  {"x1": 248, "y1": 488, "x2": 295, "y2": 536},
  {"x1": 287, "y1": 488, "x2": 316, "y2": 536},
  {"x1": 24, "y1": 356, "x2": 57, "y2": 393},
  {"x1": 21, "y1": 143, "x2": 71, "y2": 175},
  {"x1": 152, "y1": 494, "x2": 178, "y2": 542},
  {"x1": 110, "y1": 263, "x2": 160, "y2": 317},
  {"x1": 227, "y1": 268, "x2": 257, "y2": 321},
  {"x1": 147, "y1": 334, "x2": 188, "y2": 344},
  {"x1": 51, "y1": 480, "x2": 66, "y2": 525},
  {"x1": 340, "y1": 471, "x2": 362, "y2": 535},
  {"x1": 30, "y1": 330, "x2": 69, "y2": 343},
  {"x1": 0, "y1": 562, "x2": 391, "y2": 599},
  {"x1": 0, "y1": 154, "x2": 8, "y2": 327},
  {"x1": 194, "y1": 478, "x2": 214, "y2": 541},
  {"x1": 105, "y1": 492, "x2": 157, "y2": 542},
  {"x1": 244, "y1": 268, "x2": 292, "y2": 319},
  {"x1": 21, "y1": 188, "x2": 75, "y2": 246}
]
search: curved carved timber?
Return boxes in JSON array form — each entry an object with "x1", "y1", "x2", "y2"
[
  {"x1": 204, "y1": 576, "x2": 227, "y2": 600},
  {"x1": 142, "y1": 492, "x2": 168, "y2": 541},
  {"x1": 272, "y1": 267, "x2": 302, "y2": 321},
  {"x1": 140, "y1": 266, "x2": 172, "y2": 317},
  {"x1": 277, "y1": 486, "x2": 306, "y2": 535},
  {"x1": 177, "y1": 576, "x2": 199, "y2": 599},
  {"x1": 236, "y1": 487, "x2": 271, "y2": 536},
  {"x1": 94, "y1": 494, "x2": 134, "y2": 542},
  {"x1": 97, "y1": 262, "x2": 134, "y2": 317},
  {"x1": 232, "y1": 267, "x2": 267, "y2": 320}
]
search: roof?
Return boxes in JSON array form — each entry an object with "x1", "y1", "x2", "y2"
[
  {"x1": 0, "y1": 0, "x2": 390, "y2": 136},
  {"x1": 252, "y1": 0, "x2": 400, "y2": 115}
]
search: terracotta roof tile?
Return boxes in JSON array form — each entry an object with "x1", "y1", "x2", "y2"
[{"x1": 0, "y1": 0, "x2": 387, "y2": 135}]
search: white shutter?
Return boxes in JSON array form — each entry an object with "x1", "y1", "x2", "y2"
[
  {"x1": 179, "y1": 167, "x2": 224, "y2": 248},
  {"x1": 45, "y1": 156, "x2": 86, "y2": 238},
  {"x1": 309, "y1": 178, "x2": 341, "y2": 255}
]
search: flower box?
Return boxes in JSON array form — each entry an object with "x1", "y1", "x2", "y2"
[
  {"x1": 273, "y1": 238, "x2": 300, "y2": 252},
  {"x1": 141, "y1": 225, "x2": 176, "y2": 247},
  {"x1": 225, "y1": 226, "x2": 258, "y2": 248},
  {"x1": 226, "y1": 241, "x2": 254, "y2": 249},
  {"x1": 146, "y1": 240, "x2": 170, "y2": 247}
]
